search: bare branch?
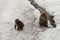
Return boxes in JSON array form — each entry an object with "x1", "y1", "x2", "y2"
[{"x1": 28, "y1": 0, "x2": 46, "y2": 13}]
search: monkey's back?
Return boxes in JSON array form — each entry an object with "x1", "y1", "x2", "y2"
[
  {"x1": 39, "y1": 13, "x2": 48, "y2": 26},
  {"x1": 16, "y1": 20, "x2": 24, "y2": 27}
]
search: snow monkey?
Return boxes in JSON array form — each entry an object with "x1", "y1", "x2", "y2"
[
  {"x1": 15, "y1": 19, "x2": 24, "y2": 31},
  {"x1": 39, "y1": 13, "x2": 48, "y2": 27}
]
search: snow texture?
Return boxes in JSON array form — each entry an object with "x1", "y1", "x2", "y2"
[{"x1": 0, "y1": 0, "x2": 60, "y2": 40}]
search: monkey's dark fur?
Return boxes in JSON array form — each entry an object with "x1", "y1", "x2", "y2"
[
  {"x1": 15, "y1": 19, "x2": 24, "y2": 31},
  {"x1": 39, "y1": 13, "x2": 48, "y2": 27}
]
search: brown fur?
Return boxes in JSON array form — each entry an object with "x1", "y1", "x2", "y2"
[
  {"x1": 39, "y1": 13, "x2": 48, "y2": 27},
  {"x1": 15, "y1": 19, "x2": 24, "y2": 31}
]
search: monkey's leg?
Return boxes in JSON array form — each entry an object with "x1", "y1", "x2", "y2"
[
  {"x1": 17, "y1": 28, "x2": 19, "y2": 31},
  {"x1": 40, "y1": 22, "x2": 45, "y2": 27},
  {"x1": 44, "y1": 22, "x2": 48, "y2": 27},
  {"x1": 20, "y1": 27, "x2": 23, "y2": 30},
  {"x1": 39, "y1": 22, "x2": 43, "y2": 26},
  {"x1": 15, "y1": 25, "x2": 22, "y2": 31}
]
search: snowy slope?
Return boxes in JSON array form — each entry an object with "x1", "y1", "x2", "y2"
[{"x1": 0, "y1": 0, "x2": 60, "y2": 40}]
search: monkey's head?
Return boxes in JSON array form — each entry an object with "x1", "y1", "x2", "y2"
[
  {"x1": 15, "y1": 19, "x2": 20, "y2": 22},
  {"x1": 42, "y1": 13, "x2": 46, "y2": 15}
]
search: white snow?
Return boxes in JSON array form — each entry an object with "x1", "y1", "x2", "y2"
[{"x1": 0, "y1": 0, "x2": 60, "y2": 40}]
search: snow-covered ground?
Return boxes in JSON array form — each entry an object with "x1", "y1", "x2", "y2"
[{"x1": 0, "y1": 0, "x2": 60, "y2": 40}]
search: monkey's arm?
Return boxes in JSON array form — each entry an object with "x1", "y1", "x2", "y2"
[{"x1": 15, "y1": 23, "x2": 16, "y2": 29}]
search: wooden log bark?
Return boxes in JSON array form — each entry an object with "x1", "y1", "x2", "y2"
[{"x1": 28, "y1": 0, "x2": 56, "y2": 27}]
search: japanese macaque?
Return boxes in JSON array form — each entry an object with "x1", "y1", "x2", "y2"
[
  {"x1": 15, "y1": 19, "x2": 24, "y2": 31},
  {"x1": 39, "y1": 13, "x2": 48, "y2": 27}
]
